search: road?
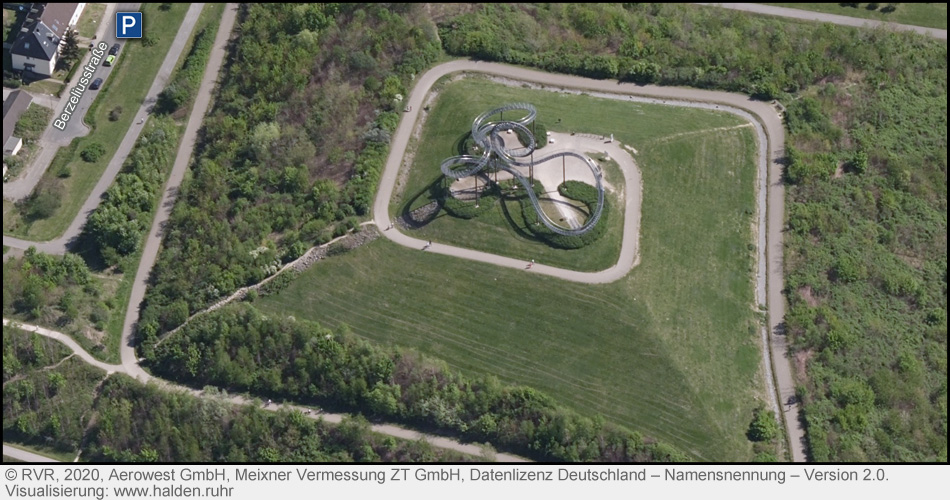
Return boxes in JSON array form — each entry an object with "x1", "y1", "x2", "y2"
[
  {"x1": 3, "y1": 3, "x2": 129, "y2": 202},
  {"x1": 3, "y1": 318, "x2": 528, "y2": 462},
  {"x1": 2, "y1": 4, "x2": 203, "y2": 254},
  {"x1": 372, "y1": 60, "x2": 804, "y2": 461},
  {"x1": 2, "y1": 444, "x2": 59, "y2": 463},
  {"x1": 697, "y1": 3, "x2": 948, "y2": 40}
]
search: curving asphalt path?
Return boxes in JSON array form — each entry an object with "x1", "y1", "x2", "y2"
[
  {"x1": 372, "y1": 60, "x2": 804, "y2": 462},
  {"x1": 2, "y1": 3, "x2": 205, "y2": 253},
  {"x1": 697, "y1": 3, "x2": 947, "y2": 40},
  {"x1": 3, "y1": 318, "x2": 527, "y2": 463}
]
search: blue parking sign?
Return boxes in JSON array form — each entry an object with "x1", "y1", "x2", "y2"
[{"x1": 116, "y1": 12, "x2": 142, "y2": 39}]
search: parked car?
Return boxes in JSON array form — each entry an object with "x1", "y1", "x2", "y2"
[
  {"x1": 105, "y1": 54, "x2": 116, "y2": 66},
  {"x1": 109, "y1": 43, "x2": 120, "y2": 55},
  {"x1": 90, "y1": 77, "x2": 103, "y2": 90}
]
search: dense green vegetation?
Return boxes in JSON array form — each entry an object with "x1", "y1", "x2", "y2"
[
  {"x1": 2, "y1": 249, "x2": 118, "y2": 361},
  {"x1": 13, "y1": 104, "x2": 52, "y2": 143},
  {"x1": 156, "y1": 19, "x2": 220, "y2": 115},
  {"x1": 80, "y1": 118, "x2": 180, "y2": 267},
  {"x1": 3, "y1": 326, "x2": 71, "y2": 383},
  {"x1": 4, "y1": 3, "x2": 190, "y2": 240},
  {"x1": 138, "y1": 4, "x2": 442, "y2": 338},
  {"x1": 2, "y1": 355, "x2": 103, "y2": 456},
  {"x1": 86, "y1": 376, "x2": 475, "y2": 462},
  {"x1": 1, "y1": 328, "x2": 475, "y2": 462},
  {"x1": 437, "y1": 3, "x2": 947, "y2": 461},
  {"x1": 148, "y1": 304, "x2": 687, "y2": 462}
]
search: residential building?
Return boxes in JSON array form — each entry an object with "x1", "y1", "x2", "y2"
[{"x1": 9, "y1": 3, "x2": 86, "y2": 77}]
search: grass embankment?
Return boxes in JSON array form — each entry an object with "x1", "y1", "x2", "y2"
[
  {"x1": 259, "y1": 80, "x2": 763, "y2": 460},
  {"x1": 763, "y1": 3, "x2": 947, "y2": 30},
  {"x1": 3, "y1": 3, "x2": 190, "y2": 241},
  {"x1": 396, "y1": 78, "x2": 746, "y2": 272}
]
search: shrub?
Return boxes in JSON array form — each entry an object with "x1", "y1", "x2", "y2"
[
  {"x1": 747, "y1": 408, "x2": 779, "y2": 442},
  {"x1": 109, "y1": 106, "x2": 123, "y2": 121},
  {"x1": 80, "y1": 143, "x2": 106, "y2": 162}
]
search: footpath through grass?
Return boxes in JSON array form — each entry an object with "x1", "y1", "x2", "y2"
[
  {"x1": 3, "y1": 3, "x2": 190, "y2": 241},
  {"x1": 764, "y1": 3, "x2": 947, "y2": 30},
  {"x1": 259, "y1": 80, "x2": 763, "y2": 460}
]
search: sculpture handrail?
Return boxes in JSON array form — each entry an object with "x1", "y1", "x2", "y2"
[{"x1": 440, "y1": 104, "x2": 604, "y2": 237}]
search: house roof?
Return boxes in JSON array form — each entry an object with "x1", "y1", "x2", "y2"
[
  {"x1": 3, "y1": 90, "x2": 34, "y2": 146},
  {"x1": 9, "y1": 3, "x2": 79, "y2": 62}
]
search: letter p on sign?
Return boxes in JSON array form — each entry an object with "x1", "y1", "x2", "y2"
[{"x1": 116, "y1": 12, "x2": 142, "y2": 39}]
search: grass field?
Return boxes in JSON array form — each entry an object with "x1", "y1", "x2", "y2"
[
  {"x1": 77, "y1": 3, "x2": 107, "y2": 39},
  {"x1": 258, "y1": 80, "x2": 763, "y2": 460},
  {"x1": 3, "y1": 3, "x2": 190, "y2": 241},
  {"x1": 395, "y1": 78, "x2": 746, "y2": 272},
  {"x1": 765, "y1": 3, "x2": 947, "y2": 30}
]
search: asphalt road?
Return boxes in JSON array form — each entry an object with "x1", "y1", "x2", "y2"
[
  {"x1": 697, "y1": 3, "x2": 948, "y2": 40},
  {"x1": 2, "y1": 444, "x2": 59, "y2": 463},
  {"x1": 372, "y1": 60, "x2": 805, "y2": 461},
  {"x1": 3, "y1": 3, "x2": 129, "y2": 202},
  {"x1": 2, "y1": 3, "x2": 204, "y2": 254}
]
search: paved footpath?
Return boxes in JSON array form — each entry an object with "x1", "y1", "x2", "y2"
[
  {"x1": 373, "y1": 60, "x2": 805, "y2": 462},
  {"x1": 697, "y1": 3, "x2": 947, "y2": 40},
  {"x1": 3, "y1": 443, "x2": 59, "y2": 463}
]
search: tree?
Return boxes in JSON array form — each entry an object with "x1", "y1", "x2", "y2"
[{"x1": 61, "y1": 30, "x2": 81, "y2": 64}]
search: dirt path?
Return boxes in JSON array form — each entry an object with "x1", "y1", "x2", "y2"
[{"x1": 372, "y1": 60, "x2": 803, "y2": 461}]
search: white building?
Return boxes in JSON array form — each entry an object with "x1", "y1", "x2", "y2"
[{"x1": 9, "y1": 3, "x2": 86, "y2": 77}]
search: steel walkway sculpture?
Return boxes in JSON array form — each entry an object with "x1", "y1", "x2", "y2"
[{"x1": 439, "y1": 103, "x2": 605, "y2": 236}]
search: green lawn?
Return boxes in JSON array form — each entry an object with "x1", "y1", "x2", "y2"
[
  {"x1": 258, "y1": 81, "x2": 764, "y2": 460},
  {"x1": 396, "y1": 78, "x2": 746, "y2": 272},
  {"x1": 765, "y1": 3, "x2": 947, "y2": 30},
  {"x1": 3, "y1": 2, "x2": 190, "y2": 241},
  {"x1": 2, "y1": 6, "x2": 25, "y2": 45},
  {"x1": 77, "y1": 3, "x2": 107, "y2": 39}
]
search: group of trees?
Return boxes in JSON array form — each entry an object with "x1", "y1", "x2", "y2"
[
  {"x1": 148, "y1": 304, "x2": 687, "y2": 462},
  {"x1": 3, "y1": 353, "x2": 103, "y2": 454},
  {"x1": 80, "y1": 118, "x2": 179, "y2": 267},
  {"x1": 439, "y1": 3, "x2": 946, "y2": 461},
  {"x1": 2, "y1": 248, "x2": 108, "y2": 332},
  {"x1": 155, "y1": 24, "x2": 219, "y2": 115},
  {"x1": 139, "y1": 4, "x2": 442, "y2": 337},
  {"x1": 1, "y1": 327, "x2": 473, "y2": 462},
  {"x1": 86, "y1": 376, "x2": 475, "y2": 462}
]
